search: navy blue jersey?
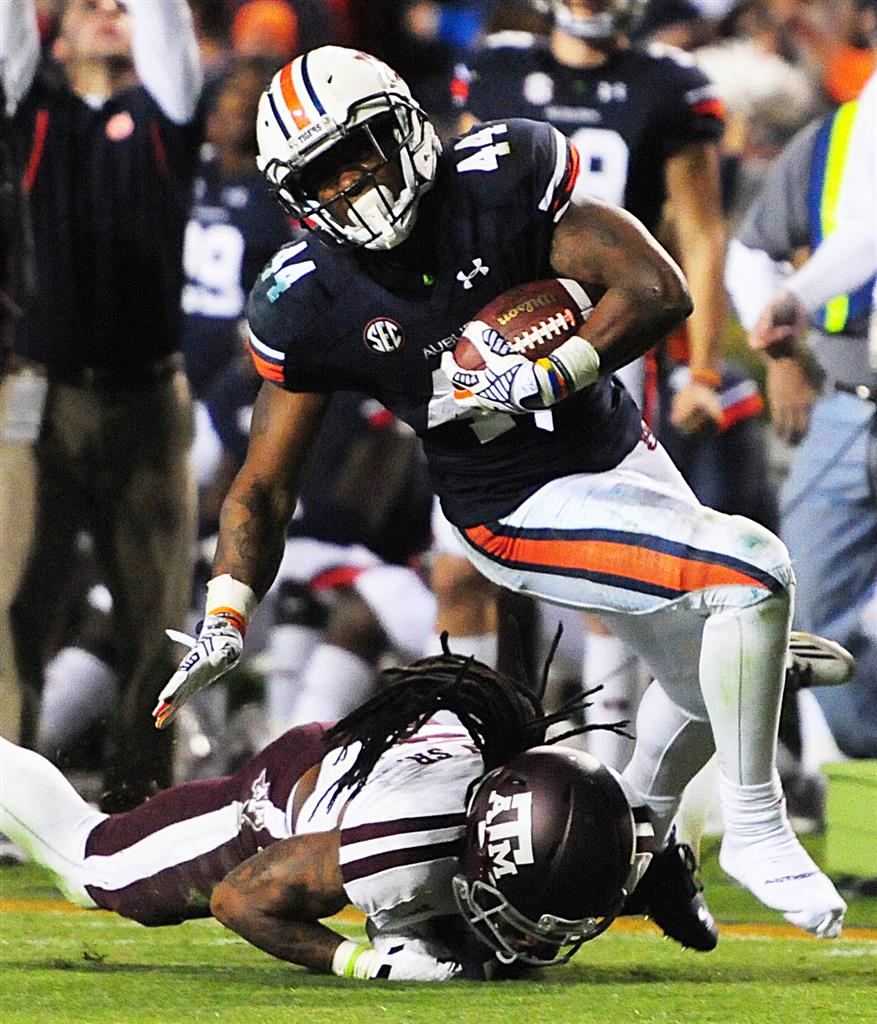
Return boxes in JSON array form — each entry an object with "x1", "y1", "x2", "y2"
[
  {"x1": 182, "y1": 152, "x2": 293, "y2": 398},
  {"x1": 247, "y1": 118, "x2": 642, "y2": 528},
  {"x1": 455, "y1": 38, "x2": 724, "y2": 233},
  {"x1": 11, "y1": 76, "x2": 202, "y2": 370},
  {"x1": 205, "y1": 367, "x2": 432, "y2": 564}
]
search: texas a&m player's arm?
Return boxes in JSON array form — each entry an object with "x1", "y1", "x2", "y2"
[
  {"x1": 211, "y1": 828, "x2": 462, "y2": 980},
  {"x1": 549, "y1": 195, "x2": 692, "y2": 375},
  {"x1": 211, "y1": 829, "x2": 347, "y2": 971}
]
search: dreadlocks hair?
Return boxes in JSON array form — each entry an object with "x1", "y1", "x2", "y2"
[{"x1": 320, "y1": 629, "x2": 631, "y2": 809}]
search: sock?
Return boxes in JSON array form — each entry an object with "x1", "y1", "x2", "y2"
[
  {"x1": 426, "y1": 632, "x2": 496, "y2": 666},
  {"x1": 582, "y1": 632, "x2": 644, "y2": 770},
  {"x1": 265, "y1": 624, "x2": 322, "y2": 740},
  {"x1": 621, "y1": 680, "x2": 714, "y2": 847},
  {"x1": 285, "y1": 644, "x2": 376, "y2": 727},
  {"x1": 38, "y1": 647, "x2": 118, "y2": 753},
  {"x1": 718, "y1": 773, "x2": 846, "y2": 936},
  {"x1": 0, "y1": 737, "x2": 104, "y2": 906}
]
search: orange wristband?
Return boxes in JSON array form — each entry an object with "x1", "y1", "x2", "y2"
[{"x1": 690, "y1": 368, "x2": 721, "y2": 389}]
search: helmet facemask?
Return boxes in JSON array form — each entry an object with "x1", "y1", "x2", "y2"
[
  {"x1": 452, "y1": 875, "x2": 623, "y2": 966},
  {"x1": 260, "y1": 91, "x2": 435, "y2": 251}
]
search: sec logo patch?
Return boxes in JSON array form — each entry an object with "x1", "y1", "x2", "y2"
[{"x1": 363, "y1": 318, "x2": 404, "y2": 354}]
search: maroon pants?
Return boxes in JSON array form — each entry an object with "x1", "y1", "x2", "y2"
[{"x1": 84, "y1": 723, "x2": 329, "y2": 925}]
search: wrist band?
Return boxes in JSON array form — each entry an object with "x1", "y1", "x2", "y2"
[
  {"x1": 205, "y1": 574, "x2": 258, "y2": 635},
  {"x1": 331, "y1": 940, "x2": 379, "y2": 979},
  {"x1": 690, "y1": 367, "x2": 721, "y2": 389}
]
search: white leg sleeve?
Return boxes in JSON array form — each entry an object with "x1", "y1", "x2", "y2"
[
  {"x1": 37, "y1": 647, "x2": 118, "y2": 752},
  {"x1": 0, "y1": 737, "x2": 104, "y2": 907},
  {"x1": 699, "y1": 589, "x2": 792, "y2": 786},
  {"x1": 265, "y1": 623, "x2": 322, "y2": 741},
  {"x1": 698, "y1": 590, "x2": 846, "y2": 936},
  {"x1": 284, "y1": 644, "x2": 376, "y2": 727},
  {"x1": 621, "y1": 680, "x2": 714, "y2": 847},
  {"x1": 582, "y1": 631, "x2": 645, "y2": 771}
]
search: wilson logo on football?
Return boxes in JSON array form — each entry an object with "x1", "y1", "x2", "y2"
[
  {"x1": 363, "y1": 318, "x2": 405, "y2": 354},
  {"x1": 478, "y1": 789, "x2": 534, "y2": 880}
]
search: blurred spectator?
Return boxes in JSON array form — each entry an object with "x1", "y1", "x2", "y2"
[
  {"x1": 780, "y1": 0, "x2": 877, "y2": 104},
  {"x1": 189, "y1": 0, "x2": 234, "y2": 86},
  {"x1": 727, "y1": 72, "x2": 877, "y2": 758},
  {"x1": 231, "y1": 0, "x2": 300, "y2": 60},
  {"x1": 692, "y1": 4, "x2": 820, "y2": 221},
  {"x1": 0, "y1": 0, "x2": 202, "y2": 811}
]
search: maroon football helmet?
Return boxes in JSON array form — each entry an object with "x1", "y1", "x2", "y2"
[{"x1": 453, "y1": 746, "x2": 638, "y2": 966}]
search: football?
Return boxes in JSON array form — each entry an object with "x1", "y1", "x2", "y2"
[{"x1": 453, "y1": 278, "x2": 593, "y2": 370}]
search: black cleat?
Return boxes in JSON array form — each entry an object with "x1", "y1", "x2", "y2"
[{"x1": 622, "y1": 831, "x2": 718, "y2": 951}]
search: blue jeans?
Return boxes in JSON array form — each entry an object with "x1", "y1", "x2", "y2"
[{"x1": 781, "y1": 393, "x2": 877, "y2": 757}]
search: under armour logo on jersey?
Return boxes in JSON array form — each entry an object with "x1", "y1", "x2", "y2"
[
  {"x1": 478, "y1": 789, "x2": 534, "y2": 880},
  {"x1": 363, "y1": 317, "x2": 405, "y2": 354},
  {"x1": 457, "y1": 258, "x2": 489, "y2": 290}
]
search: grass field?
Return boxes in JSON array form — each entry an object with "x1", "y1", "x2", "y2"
[{"x1": 2, "y1": 838, "x2": 875, "y2": 1024}]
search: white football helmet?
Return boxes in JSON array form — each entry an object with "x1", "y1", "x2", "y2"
[
  {"x1": 533, "y1": 0, "x2": 648, "y2": 40},
  {"x1": 256, "y1": 46, "x2": 440, "y2": 250}
]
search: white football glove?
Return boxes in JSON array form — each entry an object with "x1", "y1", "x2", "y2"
[
  {"x1": 153, "y1": 615, "x2": 244, "y2": 729},
  {"x1": 440, "y1": 320, "x2": 600, "y2": 416},
  {"x1": 332, "y1": 939, "x2": 462, "y2": 982}
]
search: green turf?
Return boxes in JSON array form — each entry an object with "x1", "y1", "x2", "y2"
[{"x1": 2, "y1": 844, "x2": 875, "y2": 1024}]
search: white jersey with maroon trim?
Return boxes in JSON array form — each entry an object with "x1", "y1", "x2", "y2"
[{"x1": 297, "y1": 714, "x2": 482, "y2": 931}]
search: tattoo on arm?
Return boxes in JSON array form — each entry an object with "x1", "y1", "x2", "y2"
[{"x1": 211, "y1": 833, "x2": 347, "y2": 973}]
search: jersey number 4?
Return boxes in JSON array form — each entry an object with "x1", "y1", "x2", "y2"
[{"x1": 455, "y1": 124, "x2": 511, "y2": 173}]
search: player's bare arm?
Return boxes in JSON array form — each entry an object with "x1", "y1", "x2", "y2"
[
  {"x1": 664, "y1": 141, "x2": 726, "y2": 432},
  {"x1": 214, "y1": 384, "x2": 330, "y2": 599},
  {"x1": 153, "y1": 385, "x2": 329, "y2": 728},
  {"x1": 210, "y1": 830, "x2": 347, "y2": 972},
  {"x1": 550, "y1": 197, "x2": 692, "y2": 374}
]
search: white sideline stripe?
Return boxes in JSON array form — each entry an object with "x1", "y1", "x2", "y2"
[
  {"x1": 339, "y1": 825, "x2": 463, "y2": 866},
  {"x1": 82, "y1": 804, "x2": 243, "y2": 891}
]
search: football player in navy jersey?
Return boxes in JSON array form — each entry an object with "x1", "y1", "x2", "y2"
[
  {"x1": 153, "y1": 46, "x2": 846, "y2": 941},
  {"x1": 450, "y1": 0, "x2": 778, "y2": 770},
  {"x1": 182, "y1": 58, "x2": 293, "y2": 402}
]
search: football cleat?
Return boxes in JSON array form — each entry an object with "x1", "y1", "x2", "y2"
[
  {"x1": 622, "y1": 829, "x2": 718, "y2": 951},
  {"x1": 785, "y1": 632, "x2": 855, "y2": 691}
]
